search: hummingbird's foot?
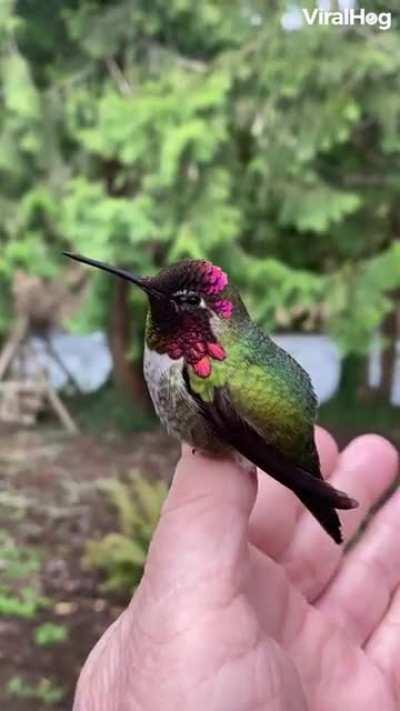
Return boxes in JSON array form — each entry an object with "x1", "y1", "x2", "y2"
[{"x1": 192, "y1": 448, "x2": 197, "y2": 455}]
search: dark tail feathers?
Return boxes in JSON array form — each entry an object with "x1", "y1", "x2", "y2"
[{"x1": 294, "y1": 479, "x2": 358, "y2": 544}]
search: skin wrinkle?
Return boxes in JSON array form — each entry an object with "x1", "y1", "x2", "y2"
[
  {"x1": 347, "y1": 557, "x2": 392, "y2": 638},
  {"x1": 121, "y1": 607, "x2": 192, "y2": 708},
  {"x1": 288, "y1": 607, "x2": 343, "y2": 697},
  {"x1": 143, "y1": 539, "x2": 247, "y2": 609},
  {"x1": 246, "y1": 546, "x2": 294, "y2": 642},
  {"x1": 315, "y1": 651, "x2": 397, "y2": 711},
  {"x1": 252, "y1": 638, "x2": 307, "y2": 711},
  {"x1": 161, "y1": 489, "x2": 254, "y2": 524},
  {"x1": 130, "y1": 573, "x2": 240, "y2": 647},
  {"x1": 368, "y1": 636, "x2": 400, "y2": 708},
  {"x1": 146, "y1": 500, "x2": 252, "y2": 585},
  {"x1": 130, "y1": 593, "x2": 262, "y2": 709},
  {"x1": 283, "y1": 545, "x2": 331, "y2": 601},
  {"x1": 143, "y1": 563, "x2": 237, "y2": 612},
  {"x1": 77, "y1": 613, "x2": 129, "y2": 711},
  {"x1": 130, "y1": 532, "x2": 255, "y2": 654},
  {"x1": 190, "y1": 600, "x2": 261, "y2": 681},
  {"x1": 239, "y1": 580, "x2": 307, "y2": 709},
  {"x1": 219, "y1": 643, "x2": 276, "y2": 710},
  {"x1": 308, "y1": 618, "x2": 396, "y2": 710},
  {"x1": 330, "y1": 593, "x2": 391, "y2": 648},
  {"x1": 186, "y1": 636, "x2": 282, "y2": 711},
  {"x1": 74, "y1": 614, "x2": 126, "y2": 708},
  {"x1": 147, "y1": 547, "x2": 242, "y2": 599},
  {"x1": 278, "y1": 579, "x2": 309, "y2": 649},
  {"x1": 390, "y1": 665, "x2": 400, "y2": 704},
  {"x1": 367, "y1": 518, "x2": 400, "y2": 579},
  {"x1": 384, "y1": 626, "x2": 400, "y2": 699},
  {"x1": 119, "y1": 618, "x2": 139, "y2": 711},
  {"x1": 160, "y1": 490, "x2": 222, "y2": 516},
  {"x1": 366, "y1": 586, "x2": 400, "y2": 702},
  {"x1": 112, "y1": 613, "x2": 135, "y2": 711},
  {"x1": 283, "y1": 539, "x2": 335, "y2": 601},
  {"x1": 272, "y1": 567, "x2": 291, "y2": 641}
]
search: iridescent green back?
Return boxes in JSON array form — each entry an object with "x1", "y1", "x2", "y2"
[{"x1": 188, "y1": 317, "x2": 318, "y2": 472}]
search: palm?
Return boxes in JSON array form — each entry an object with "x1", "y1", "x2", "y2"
[
  {"x1": 243, "y1": 536, "x2": 397, "y2": 711},
  {"x1": 74, "y1": 430, "x2": 399, "y2": 711}
]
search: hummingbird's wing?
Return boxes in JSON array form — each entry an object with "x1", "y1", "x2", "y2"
[{"x1": 186, "y1": 378, "x2": 357, "y2": 544}]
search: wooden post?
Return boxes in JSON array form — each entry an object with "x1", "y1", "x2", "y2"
[
  {"x1": 0, "y1": 317, "x2": 28, "y2": 381},
  {"x1": 45, "y1": 381, "x2": 79, "y2": 435}
]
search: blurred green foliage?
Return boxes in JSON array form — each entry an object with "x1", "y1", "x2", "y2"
[
  {"x1": 34, "y1": 622, "x2": 68, "y2": 647},
  {"x1": 7, "y1": 675, "x2": 65, "y2": 705},
  {"x1": 0, "y1": 586, "x2": 49, "y2": 619},
  {"x1": 0, "y1": 530, "x2": 50, "y2": 618},
  {"x1": 84, "y1": 472, "x2": 167, "y2": 594},
  {"x1": 0, "y1": 529, "x2": 40, "y2": 578},
  {"x1": 0, "y1": 0, "x2": 399, "y2": 352}
]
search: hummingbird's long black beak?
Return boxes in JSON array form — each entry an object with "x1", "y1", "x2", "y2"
[{"x1": 62, "y1": 252, "x2": 165, "y2": 299}]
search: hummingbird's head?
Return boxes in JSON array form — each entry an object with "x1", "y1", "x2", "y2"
[
  {"x1": 147, "y1": 258, "x2": 233, "y2": 319},
  {"x1": 63, "y1": 253, "x2": 243, "y2": 377}
]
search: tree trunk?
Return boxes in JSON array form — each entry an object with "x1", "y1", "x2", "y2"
[
  {"x1": 108, "y1": 279, "x2": 150, "y2": 410},
  {"x1": 378, "y1": 297, "x2": 399, "y2": 402},
  {"x1": 358, "y1": 352, "x2": 378, "y2": 404}
]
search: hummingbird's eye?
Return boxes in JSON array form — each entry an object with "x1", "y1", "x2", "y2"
[
  {"x1": 174, "y1": 291, "x2": 201, "y2": 308},
  {"x1": 184, "y1": 294, "x2": 201, "y2": 306}
]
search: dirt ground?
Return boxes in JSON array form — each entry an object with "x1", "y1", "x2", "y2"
[
  {"x1": 0, "y1": 418, "x2": 398, "y2": 710},
  {"x1": 0, "y1": 425, "x2": 178, "y2": 711}
]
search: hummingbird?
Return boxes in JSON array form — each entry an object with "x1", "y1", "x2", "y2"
[{"x1": 63, "y1": 252, "x2": 358, "y2": 543}]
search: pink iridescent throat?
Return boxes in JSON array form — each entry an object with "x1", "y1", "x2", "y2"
[{"x1": 167, "y1": 262, "x2": 233, "y2": 378}]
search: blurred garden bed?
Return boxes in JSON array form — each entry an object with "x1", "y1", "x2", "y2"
[{"x1": 0, "y1": 421, "x2": 177, "y2": 711}]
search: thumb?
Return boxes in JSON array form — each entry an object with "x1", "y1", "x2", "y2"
[
  {"x1": 138, "y1": 446, "x2": 258, "y2": 603},
  {"x1": 73, "y1": 452, "x2": 258, "y2": 710}
]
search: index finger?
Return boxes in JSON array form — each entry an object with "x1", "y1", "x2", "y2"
[{"x1": 144, "y1": 446, "x2": 258, "y2": 601}]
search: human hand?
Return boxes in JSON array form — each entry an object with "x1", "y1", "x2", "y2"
[{"x1": 74, "y1": 430, "x2": 399, "y2": 711}]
